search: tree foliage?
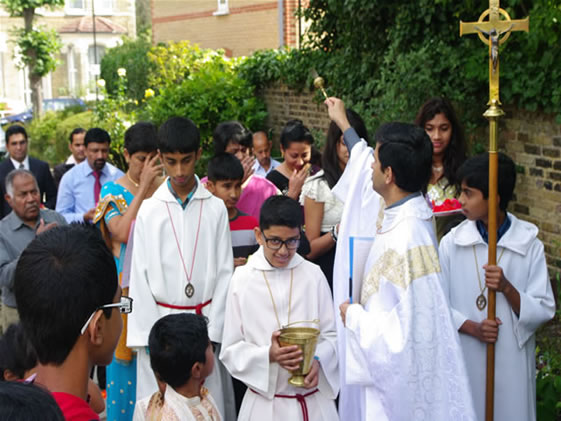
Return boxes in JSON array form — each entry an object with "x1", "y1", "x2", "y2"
[
  {"x1": 0, "y1": 0, "x2": 63, "y2": 15},
  {"x1": 13, "y1": 26, "x2": 61, "y2": 76},
  {"x1": 301, "y1": 0, "x2": 561, "y2": 124},
  {"x1": 0, "y1": 0, "x2": 65, "y2": 116},
  {"x1": 239, "y1": 0, "x2": 561, "y2": 140}
]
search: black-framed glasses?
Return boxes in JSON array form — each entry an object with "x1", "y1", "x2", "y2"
[
  {"x1": 261, "y1": 231, "x2": 300, "y2": 250},
  {"x1": 80, "y1": 296, "x2": 133, "y2": 335}
]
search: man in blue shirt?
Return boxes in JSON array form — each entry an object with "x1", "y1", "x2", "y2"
[{"x1": 56, "y1": 128, "x2": 123, "y2": 223}]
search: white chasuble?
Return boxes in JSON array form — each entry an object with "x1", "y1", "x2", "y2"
[
  {"x1": 345, "y1": 195, "x2": 476, "y2": 421},
  {"x1": 127, "y1": 180, "x2": 235, "y2": 419},
  {"x1": 439, "y1": 215, "x2": 555, "y2": 421},
  {"x1": 331, "y1": 137, "x2": 384, "y2": 421},
  {"x1": 220, "y1": 248, "x2": 339, "y2": 421}
]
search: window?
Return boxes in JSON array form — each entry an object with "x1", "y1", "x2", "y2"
[
  {"x1": 66, "y1": 0, "x2": 86, "y2": 15},
  {"x1": 88, "y1": 45, "x2": 106, "y2": 82},
  {"x1": 96, "y1": 0, "x2": 114, "y2": 15},
  {"x1": 213, "y1": 0, "x2": 229, "y2": 16}
]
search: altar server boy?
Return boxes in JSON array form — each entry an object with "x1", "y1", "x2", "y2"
[
  {"x1": 220, "y1": 195, "x2": 339, "y2": 421},
  {"x1": 439, "y1": 152, "x2": 555, "y2": 421},
  {"x1": 127, "y1": 117, "x2": 235, "y2": 419}
]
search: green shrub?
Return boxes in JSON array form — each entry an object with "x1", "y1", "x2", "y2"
[
  {"x1": 100, "y1": 35, "x2": 153, "y2": 102},
  {"x1": 28, "y1": 110, "x2": 92, "y2": 166},
  {"x1": 142, "y1": 49, "x2": 267, "y2": 175}
]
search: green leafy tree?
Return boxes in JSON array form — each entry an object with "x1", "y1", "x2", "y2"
[{"x1": 0, "y1": 0, "x2": 64, "y2": 116}]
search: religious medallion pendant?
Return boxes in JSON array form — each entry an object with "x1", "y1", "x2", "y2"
[
  {"x1": 476, "y1": 294, "x2": 487, "y2": 311},
  {"x1": 185, "y1": 283, "x2": 195, "y2": 298}
]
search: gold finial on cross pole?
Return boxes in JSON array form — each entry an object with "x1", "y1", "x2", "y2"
[{"x1": 460, "y1": 2, "x2": 529, "y2": 421}]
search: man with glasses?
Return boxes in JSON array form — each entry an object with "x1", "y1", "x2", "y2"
[
  {"x1": 14, "y1": 224, "x2": 128, "y2": 421},
  {"x1": 220, "y1": 195, "x2": 339, "y2": 421}
]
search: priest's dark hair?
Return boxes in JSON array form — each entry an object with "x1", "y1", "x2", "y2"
[
  {"x1": 415, "y1": 97, "x2": 467, "y2": 189},
  {"x1": 0, "y1": 322, "x2": 37, "y2": 380},
  {"x1": 148, "y1": 313, "x2": 209, "y2": 388},
  {"x1": 259, "y1": 195, "x2": 302, "y2": 231},
  {"x1": 124, "y1": 122, "x2": 158, "y2": 156},
  {"x1": 0, "y1": 381, "x2": 64, "y2": 421},
  {"x1": 280, "y1": 119, "x2": 314, "y2": 150},
  {"x1": 207, "y1": 153, "x2": 244, "y2": 182},
  {"x1": 457, "y1": 152, "x2": 516, "y2": 211},
  {"x1": 158, "y1": 116, "x2": 200, "y2": 154},
  {"x1": 213, "y1": 121, "x2": 252, "y2": 155},
  {"x1": 323, "y1": 109, "x2": 369, "y2": 189},
  {"x1": 84, "y1": 127, "x2": 111, "y2": 147},
  {"x1": 14, "y1": 224, "x2": 118, "y2": 366},
  {"x1": 375, "y1": 122, "x2": 433, "y2": 194}
]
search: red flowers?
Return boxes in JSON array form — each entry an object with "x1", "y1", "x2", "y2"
[{"x1": 432, "y1": 198, "x2": 461, "y2": 213}]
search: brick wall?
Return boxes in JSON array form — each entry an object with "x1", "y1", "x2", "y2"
[
  {"x1": 262, "y1": 82, "x2": 330, "y2": 143},
  {"x1": 152, "y1": 1, "x2": 280, "y2": 57},
  {"x1": 262, "y1": 83, "x2": 561, "y2": 278},
  {"x1": 500, "y1": 107, "x2": 561, "y2": 277}
]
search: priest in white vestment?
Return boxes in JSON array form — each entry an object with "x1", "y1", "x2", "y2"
[
  {"x1": 220, "y1": 196, "x2": 339, "y2": 421},
  {"x1": 328, "y1": 98, "x2": 476, "y2": 421},
  {"x1": 439, "y1": 153, "x2": 555, "y2": 421},
  {"x1": 330, "y1": 116, "x2": 384, "y2": 421},
  {"x1": 127, "y1": 176, "x2": 235, "y2": 419}
]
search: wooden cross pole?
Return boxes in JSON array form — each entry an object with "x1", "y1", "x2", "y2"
[{"x1": 460, "y1": 2, "x2": 528, "y2": 420}]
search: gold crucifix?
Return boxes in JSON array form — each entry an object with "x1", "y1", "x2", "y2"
[
  {"x1": 459, "y1": 2, "x2": 529, "y2": 421},
  {"x1": 460, "y1": 0, "x2": 528, "y2": 104}
]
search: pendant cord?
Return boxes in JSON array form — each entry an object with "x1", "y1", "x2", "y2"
[
  {"x1": 473, "y1": 245, "x2": 506, "y2": 296},
  {"x1": 262, "y1": 269, "x2": 293, "y2": 330},
  {"x1": 166, "y1": 201, "x2": 204, "y2": 287}
]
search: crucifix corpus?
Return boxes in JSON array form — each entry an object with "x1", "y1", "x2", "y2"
[{"x1": 460, "y1": 2, "x2": 529, "y2": 421}]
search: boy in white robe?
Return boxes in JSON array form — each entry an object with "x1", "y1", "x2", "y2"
[
  {"x1": 127, "y1": 117, "x2": 235, "y2": 419},
  {"x1": 327, "y1": 98, "x2": 476, "y2": 421},
  {"x1": 439, "y1": 153, "x2": 555, "y2": 421},
  {"x1": 220, "y1": 195, "x2": 339, "y2": 421},
  {"x1": 133, "y1": 314, "x2": 221, "y2": 421}
]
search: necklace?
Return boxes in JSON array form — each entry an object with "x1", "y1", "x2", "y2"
[
  {"x1": 473, "y1": 246, "x2": 506, "y2": 311},
  {"x1": 166, "y1": 201, "x2": 204, "y2": 298},
  {"x1": 126, "y1": 172, "x2": 139, "y2": 188},
  {"x1": 432, "y1": 165, "x2": 444, "y2": 173},
  {"x1": 262, "y1": 269, "x2": 294, "y2": 329}
]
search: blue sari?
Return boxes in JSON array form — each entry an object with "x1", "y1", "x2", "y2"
[{"x1": 95, "y1": 181, "x2": 136, "y2": 421}]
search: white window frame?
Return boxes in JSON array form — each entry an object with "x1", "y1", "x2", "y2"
[
  {"x1": 65, "y1": 0, "x2": 87, "y2": 16},
  {"x1": 213, "y1": 0, "x2": 229, "y2": 16},
  {"x1": 95, "y1": 0, "x2": 114, "y2": 16}
]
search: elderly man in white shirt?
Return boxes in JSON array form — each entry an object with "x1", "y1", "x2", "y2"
[{"x1": 252, "y1": 131, "x2": 280, "y2": 177}]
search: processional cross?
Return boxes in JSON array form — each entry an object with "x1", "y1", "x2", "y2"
[{"x1": 460, "y1": 2, "x2": 528, "y2": 421}]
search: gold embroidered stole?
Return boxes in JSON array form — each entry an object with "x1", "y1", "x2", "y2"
[{"x1": 360, "y1": 245, "x2": 441, "y2": 305}]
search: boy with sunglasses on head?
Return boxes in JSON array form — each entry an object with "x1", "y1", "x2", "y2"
[
  {"x1": 220, "y1": 195, "x2": 339, "y2": 421},
  {"x1": 14, "y1": 224, "x2": 128, "y2": 421}
]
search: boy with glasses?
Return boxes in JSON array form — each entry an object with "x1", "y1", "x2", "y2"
[
  {"x1": 220, "y1": 195, "x2": 339, "y2": 421},
  {"x1": 14, "y1": 224, "x2": 125, "y2": 420}
]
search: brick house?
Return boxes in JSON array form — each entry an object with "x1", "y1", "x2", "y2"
[
  {"x1": 0, "y1": 0, "x2": 136, "y2": 110},
  {"x1": 151, "y1": 0, "x2": 309, "y2": 57}
]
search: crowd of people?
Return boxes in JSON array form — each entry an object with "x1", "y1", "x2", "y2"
[{"x1": 0, "y1": 95, "x2": 555, "y2": 421}]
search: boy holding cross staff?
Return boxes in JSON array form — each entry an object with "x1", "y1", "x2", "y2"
[{"x1": 448, "y1": 2, "x2": 556, "y2": 420}]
